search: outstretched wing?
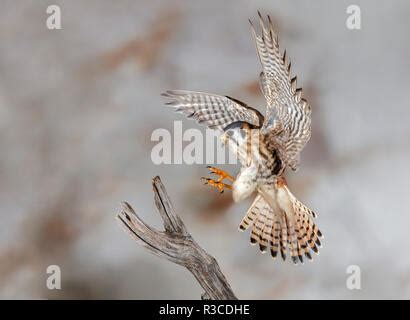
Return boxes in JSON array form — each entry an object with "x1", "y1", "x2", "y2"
[
  {"x1": 162, "y1": 90, "x2": 263, "y2": 131},
  {"x1": 250, "y1": 12, "x2": 311, "y2": 170}
]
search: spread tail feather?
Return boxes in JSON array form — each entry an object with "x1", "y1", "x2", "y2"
[
  {"x1": 239, "y1": 194, "x2": 262, "y2": 232},
  {"x1": 239, "y1": 179, "x2": 323, "y2": 264},
  {"x1": 284, "y1": 183, "x2": 323, "y2": 262}
]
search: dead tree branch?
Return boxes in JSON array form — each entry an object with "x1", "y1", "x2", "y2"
[{"x1": 116, "y1": 176, "x2": 237, "y2": 300}]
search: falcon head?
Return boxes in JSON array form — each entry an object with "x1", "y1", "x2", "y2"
[{"x1": 221, "y1": 121, "x2": 253, "y2": 147}]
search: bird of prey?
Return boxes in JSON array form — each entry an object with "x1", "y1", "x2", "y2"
[{"x1": 162, "y1": 12, "x2": 323, "y2": 264}]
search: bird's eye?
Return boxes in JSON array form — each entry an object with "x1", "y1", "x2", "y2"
[
  {"x1": 239, "y1": 129, "x2": 246, "y2": 138},
  {"x1": 226, "y1": 130, "x2": 234, "y2": 137}
]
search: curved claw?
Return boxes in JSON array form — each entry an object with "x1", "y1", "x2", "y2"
[
  {"x1": 201, "y1": 166, "x2": 234, "y2": 193},
  {"x1": 201, "y1": 177, "x2": 232, "y2": 193},
  {"x1": 207, "y1": 166, "x2": 234, "y2": 181}
]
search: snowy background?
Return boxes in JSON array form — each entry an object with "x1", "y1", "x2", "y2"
[{"x1": 1, "y1": 0, "x2": 409, "y2": 299}]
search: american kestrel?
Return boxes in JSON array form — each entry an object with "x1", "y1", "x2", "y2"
[{"x1": 162, "y1": 12, "x2": 323, "y2": 264}]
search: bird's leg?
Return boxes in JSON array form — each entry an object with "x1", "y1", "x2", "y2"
[
  {"x1": 207, "y1": 166, "x2": 235, "y2": 182},
  {"x1": 201, "y1": 166, "x2": 234, "y2": 193}
]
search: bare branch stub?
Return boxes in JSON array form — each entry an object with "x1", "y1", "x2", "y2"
[{"x1": 116, "y1": 176, "x2": 237, "y2": 300}]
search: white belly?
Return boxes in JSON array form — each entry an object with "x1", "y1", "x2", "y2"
[{"x1": 232, "y1": 165, "x2": 258, "y2": 202}]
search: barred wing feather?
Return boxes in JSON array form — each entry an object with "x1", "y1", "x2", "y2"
[
  {"x1": 250, "y1": 12, "x2": 312, "y2": 170},
  {"x1": 162, "y1": 90, "x2": 263, "y2": 131}
]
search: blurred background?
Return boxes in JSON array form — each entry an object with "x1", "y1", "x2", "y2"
[{"x1": 1, "y1": 0, "x2": 409, "y2": 299}]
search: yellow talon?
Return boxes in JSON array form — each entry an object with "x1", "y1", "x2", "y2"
[
  {"x1": 201, "y1": 166, "x2": 234, "y2": 193},
  {"x1": 207, "y1": 166, "x2": 234, "y2": 181}
]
